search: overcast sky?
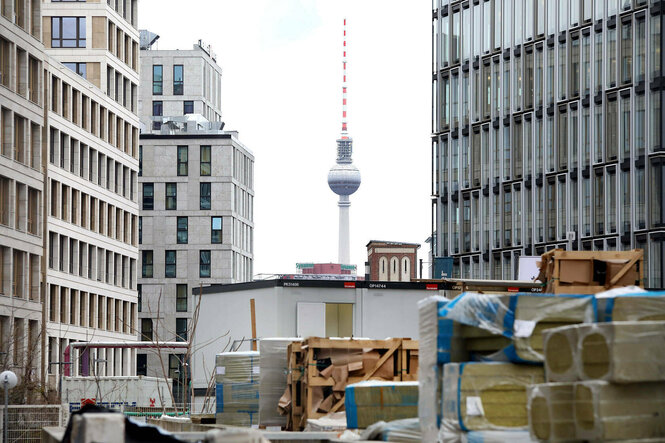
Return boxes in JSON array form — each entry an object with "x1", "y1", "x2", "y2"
[{"x1": 138, "y1": 1, "x2": 432, "y2": 277}]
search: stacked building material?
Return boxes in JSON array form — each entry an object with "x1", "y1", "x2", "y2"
[
  {"x1": 258, "y1": 338, "x2": 301, "y2": 429},
  {"x1": 529, "y1": 317, "x2": 665, "y2": 441},
  {"x1": 344, "y1": 381, "x2": 419, "y2": 429},
  {"x1": 283, "y1": 337, "x2": 418, "y2": 431},
  {"x1": 215, "y1": 351, "x2": 260, "y2": 427},
  {"x1": 442, "y1": 362, "x2": 544, "y2": 431}
]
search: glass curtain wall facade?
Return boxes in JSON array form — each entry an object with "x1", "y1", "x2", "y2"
[{"x1": 432, "y1": 0, "x2": 665, "y2": 288}]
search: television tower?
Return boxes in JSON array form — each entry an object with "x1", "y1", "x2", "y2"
[{"x1": 327, "y1": 18, "x2": 361, "y2": 265}]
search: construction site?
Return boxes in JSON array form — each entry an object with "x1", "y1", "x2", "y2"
[{"x1": 2, "y1": 248, "x2": 664, "y2": 442}]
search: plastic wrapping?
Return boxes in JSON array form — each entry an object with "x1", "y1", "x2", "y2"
[
  {"x1": 544, "y1": 321, "x2": 665, "y2": 383},
  {"x1": 215, "y1": 351, "x2": 260, "y2": 427},
  {"x1": 437, "y1": 292, "x2": 595, "y2": 363},
  {"x1": 418, "y1": 296, "x2": 453, "y2": 443},
  {"x1": 542, "y1": 325, "x2": 579, "y2": 383},
  {"x1": 527, "y1": 383, "x2": 575, "y2": 442},
  {"x1": 258, "y1": 338, "x2": 301, "y2": 427},
  {"x1": 344, "y1": 381, "x2": 418, "y2": 429},
  {"x1": 573, "y1": 380, "x2": 665, "y2": 441},
  {"x1": 360, "y1": 417, "x2": 421, "y2": 442},
  {"x1": 441, "y1": 362, "x2": 544, "y2": 433},
  {"x1": 596, "y1": 290, "x2": 665, "y2": 322},
  {"x1": 462, "y1": 430, "x2": 536, "y2": 443}
]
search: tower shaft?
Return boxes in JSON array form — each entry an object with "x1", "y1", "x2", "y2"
[{"x1": 338, "y1": 195, "x2": 351, "y2": 265}]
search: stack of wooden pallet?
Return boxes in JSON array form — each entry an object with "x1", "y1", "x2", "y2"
[{"x1": 281, "y1": 337, "x2": 418, "y2": 431}]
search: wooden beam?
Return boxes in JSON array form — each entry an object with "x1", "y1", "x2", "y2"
[
  {"x1": 250, "y1": 298, "x2": 257, "y2": 351},
  {"x1": 607, "y1": 251, "x2": 643, "y2": 288}
]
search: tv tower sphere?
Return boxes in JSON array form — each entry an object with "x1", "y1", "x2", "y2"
[{"x1": 328, "y1": 162, "x2": 361, "y2": 196}]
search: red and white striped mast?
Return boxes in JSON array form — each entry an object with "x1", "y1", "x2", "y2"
[{"x1": 341, "y1": 18, "x2": 349, "y2": 139}]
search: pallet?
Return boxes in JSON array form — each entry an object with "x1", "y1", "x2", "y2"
[
  {"x1": 286, "y1": 341, "x2": 304, "y2": 431},
  {"x1": 286, "y1": 337, "x2": 418, "y2": 430},
  {"x1": 540, "y1": 249, "x2": 644, "y2": 294}
]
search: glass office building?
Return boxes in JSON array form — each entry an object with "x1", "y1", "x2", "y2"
[{"x1": 431, "y1": 0, "x2": 665, "y2": 287}]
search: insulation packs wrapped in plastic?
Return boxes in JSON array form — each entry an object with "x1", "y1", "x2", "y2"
[
  {"x1": 527, "y1": 383, "x2": 576, "y2": 442},
  {"x1": 433, "y1": 292, "x2": 595, "y2": 364},
  {"x1": 596, "y1": 290, "x2": 665, "y2": 322},
  {"x1": 528, "y1": 381, "x2": 665, "y2": 441},
  {"x1": 215, "y1": 351, "x2": 260, "y2": 427},
  {"x1": 361, "y1": 418, "x2": 422, "y2": 442},
  {"x1": 441, "y1": 362, "x2": 544, "y2": 435},
  {"x1": 419, "y1": 296, "x2": 465, "y2": 442},
  {"x1": 258, "y1": 338, "x2": 301, "y2": 428},
  {"x1": 344, "y1": 380, "x2": 419, "y2": 429},
  {"x1": 543, "y1": 321, "x2": 665, "y2": 383}
]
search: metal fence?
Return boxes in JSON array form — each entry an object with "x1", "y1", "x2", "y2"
[{"x1": 0, "y1": 405, "x2": 65, "y2": 443}]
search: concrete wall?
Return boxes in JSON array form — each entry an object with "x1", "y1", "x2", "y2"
[
  {"x1": 191, "y1": 285, "x2": 442, "y2": 389},
  {"x1": 62, "y1": 376, "x2": 173, "y2": 411}
]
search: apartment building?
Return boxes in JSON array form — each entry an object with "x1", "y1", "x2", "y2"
[
  {"x1": 0, "y1": 0, "x2": 45, "y2": 401},
  {"x1": 41, "y1": 0, "x2": 140, "y2": 384},
  {"x1": 139, "y1": 38, "x2": 222, "y2": 132},
  {"x1": 431, "y1": 0, "x2": 665, "y2": 287},
  {"x1": 0, "y1": 0, "x2": 140, "y2": 398},
  {"x1": 137, "y1": 39, "x2": 254, "y2": 398}
]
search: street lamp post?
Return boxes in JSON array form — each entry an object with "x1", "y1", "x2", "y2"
[{"x1": 1, "y1": 370, "x2": 18, "y2": 443}]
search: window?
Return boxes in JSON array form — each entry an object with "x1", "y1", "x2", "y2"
[
  {"x1": 200, "y1": 146, "x2": 211, "y2": 176},
  {"x1": 138, "y1": 216, "x2": 142, "y2": 244},
  {"x1": 168, "y1": 354, "x2": 183, "y2": 380},
  {"x1": 177, "y1": 146, "x2": 188, "y2": 176},
  {"x1": 200, "y1": 183, "x2": 211, "y2": 209},
  {"x1": 173, "y1": 65, "x2": 184, "y2": 95},
  {"x1": 211, "y1": 216, "x2": 222, "y2": 243},
  {"x1": 652, "y1": 159, "x2": 665, "y2": 227},
  {"x1": 621, "y1": 19, "x2": 632, "y2": 85},
  {"x1": 200, "y1": 250, "x2": 211, "y2": 278},
  {"x1": 139, "y1": 145, "x2": 143, "y2": 176},
  {"x1": 183, "y1": 100, "x2": 194, "y2": 114},
  {"x1": 51, "y1": 17, "x2": 86, "y2": 48},
  {"x1": 152, "y1": 101, "x2": 163, "y2": 130},
  {"x1": 582, "y1": 33, "x2": 591, "y2": 96},
  {"x1": 166, "y1": 183, "x2": 177, "y2": 210},
  {"x1": 570, "y1": 37, "x2": 580, "y2": 98},
  {"x1": 142, "y1": 183, "x2": 154, "y2": 210},
  {"x1": 176, "y1": 318, "x2": 187, "y2": 342},
  {"x1": 137, "y1": 284, "x2": 142, "y2": 311},
  {"x1": 177, "y1": 216, "x2": 188, "y2": 244},
  {"x1": 606, "y1": 97, "x2": 618, "y2": 160},
  {"x1": 165, "y1": 250, "x2": 176, "y2": 278},
  {"x1": 176, "y1": 284, "x2": 187, "y2": 312},
  {"x1": 141, "y1": 250, "x2": 153, "y2": 278},
  {"x1": 607, "y1": 27, "x2": 617, "y2": 88},
  {"x1": 152, "y1": 65, "x2": 163, "y2": 95},
  {"x1": 63, "y1": 62, "x2": 86, "y2": 78},
  {"x1": 137, "y1": 354, "x2": 147, "y2": 376},
  {"x1": 141, "y1": 318, "x2": 152, "y2": 341},
  {"x1": 636, "y1": 16, "x2": 646, "y2": 84}
]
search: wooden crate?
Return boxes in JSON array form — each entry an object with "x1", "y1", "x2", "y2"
[
  {"x1": 399, "y1": 339, "x2": 419, "y2": 382},
  {"x1": 539, "y1": 249, "x2": 644, "y2": 294},
  {"x1": 286, "y1": 341, "x2": 304, "y2": 431},
  {"x1": 284, "y1": 337, "x2": 421, "y2": 430}
]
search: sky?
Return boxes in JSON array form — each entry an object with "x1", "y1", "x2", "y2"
[{"x1": 138, "y1": 1, "x2": 433, "y2": 277}]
